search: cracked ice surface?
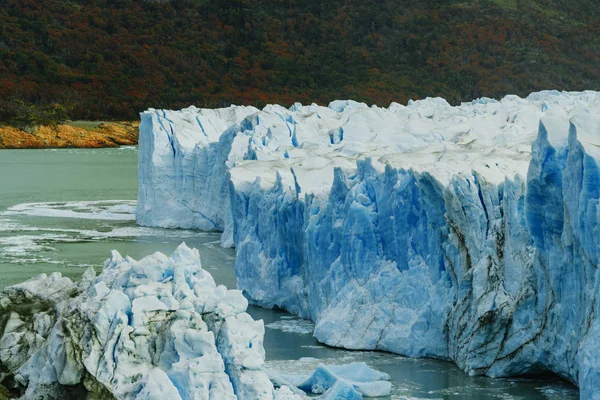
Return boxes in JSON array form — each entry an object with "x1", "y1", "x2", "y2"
[{"x1": 137, "y1": 91, "x2": 600, "y2": 399}]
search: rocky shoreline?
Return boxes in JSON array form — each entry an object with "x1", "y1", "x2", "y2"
[{"x1": 0, "y1": 121, "x2": 138, "y2": 149}]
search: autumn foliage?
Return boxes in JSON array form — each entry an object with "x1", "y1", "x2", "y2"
[
  {"x1": 0, "y1": 0, "x2": 599, "y2": 121},
  {"x1": 0, "y1": 122, "x2": 139, "y2": 149}
]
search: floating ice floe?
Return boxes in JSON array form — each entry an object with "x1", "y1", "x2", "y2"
[
  {"x1": 265, "y1": 317, "x2": 315, "y2": 335},
  {"x1": 4, "y1": 200, "x2": 137, "y2": 221},
  {"x1": 0, "y1": 201, "x2": 216, "y2": 268},
  {"x1": 119, "y1": 145, "x2": 138, "y2": 151},
  {"x1": 269, "y1": 361, "x2": 392, "y2": 398},
  {"x1": 296, "y1": 362, "x2": 392, "y2": 397}
]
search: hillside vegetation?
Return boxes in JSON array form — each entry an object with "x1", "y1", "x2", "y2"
[{"x1": 1, "y1": 0, "x2": 599, "y2": 120}]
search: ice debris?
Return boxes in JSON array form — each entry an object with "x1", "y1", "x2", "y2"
[{"x1": 0, "y1": 243, "x2": 299, "y2": 399}]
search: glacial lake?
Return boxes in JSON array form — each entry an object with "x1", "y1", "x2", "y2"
[{"x1": 0, "y1": 147, "x2": 578, "y2": 399}]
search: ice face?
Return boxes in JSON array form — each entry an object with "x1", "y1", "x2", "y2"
[
  {"x1": 136, "y1": 106, "x2": 259, "y2": 246},
  {"x1": 0, "y1": 244, "x2": 284, "y2": 399},
  {"x1": 136, "y1": 91, "x2": 600, "y2": 399}
]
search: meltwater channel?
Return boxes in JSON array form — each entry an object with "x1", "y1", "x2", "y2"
[{"x1": 0, "y1": 147, "x2": 577, "y2": 399}]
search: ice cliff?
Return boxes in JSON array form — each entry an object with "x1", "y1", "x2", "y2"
[
  {"x1": 0, "y1": 244, "x2": 294, "y2": 399},
  {"x1": 137, "y1": 91, "x2": 600, "y2": 398}
]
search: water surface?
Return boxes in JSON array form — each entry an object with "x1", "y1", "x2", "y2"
[{"x1": 0, "y1": 148, "x2": 577, "y2": 399}]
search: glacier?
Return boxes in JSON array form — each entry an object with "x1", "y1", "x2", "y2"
[{"x1": 136, "y1": 90, "x2": 600, "y2": 399}]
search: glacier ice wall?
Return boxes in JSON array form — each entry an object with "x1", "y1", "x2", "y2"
[
  {"x1": 137, "y1": 91, "x2": 600, "y2": 398},
  {"x1": 137, "y1": 106, "x2": 259, "y2": 241}
]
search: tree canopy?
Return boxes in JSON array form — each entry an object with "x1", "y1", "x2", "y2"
[{"x1": 1, "y1": 0, "x2": 599, "y2": 120}]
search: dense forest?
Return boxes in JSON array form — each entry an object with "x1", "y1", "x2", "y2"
[{"x1": 1, "y1": 0, "x2": 599, "y2": 121}]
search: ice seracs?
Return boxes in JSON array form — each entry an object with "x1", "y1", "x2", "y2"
[
  {"x1": 0, "y1": 243, "x2": 299, "y2": 399},
  {"x1": 137, "y1": 91, "x2": 600, "y2": 399}
]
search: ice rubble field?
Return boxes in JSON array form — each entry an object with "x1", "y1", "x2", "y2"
[
  {"x1": 0, "y1": 244, "x2": 275, "y2": 399},
  {"x1": 0, "y1": 244, "x2": 385, "y2": 399},
  {"x1": 137, "y1": 91, "x2": 600, "y2": 399}
]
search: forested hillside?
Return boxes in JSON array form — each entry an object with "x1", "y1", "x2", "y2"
[{"x1": 1, "y1": 0, "x2": 599, "y2": 120}]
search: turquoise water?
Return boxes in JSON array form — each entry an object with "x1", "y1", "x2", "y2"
[
  {"x1": 0, "y1": 147, "x2": 236, "y2": 287},
  {"x1": 0, "y1": 148, "x2": 578, "y2": 399}
]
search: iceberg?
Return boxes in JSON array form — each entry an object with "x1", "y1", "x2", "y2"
[
  {"x1": 0, "y1": 243, "x2": 299, "y2": 399},
  {"x1": 269, "y1": 361, "x2": 391, "y2": 398},
  {"x1": 137, "y1": 91, "x2": 600, "y2": 399},
  {"x1": 319, "y1": 380, "x2": 363, "y2": 400},
  {"x1": 296, "y1": 362, "x2": 391, "y2": 397}
]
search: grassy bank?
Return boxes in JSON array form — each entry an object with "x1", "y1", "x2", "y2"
[{"x1": 0, "y1": 121, "x2": 138, "y2": 149}]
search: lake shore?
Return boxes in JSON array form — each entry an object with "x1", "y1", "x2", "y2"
[{"x1": 0, "y1": 121, "x2": 138, "y2": 149}]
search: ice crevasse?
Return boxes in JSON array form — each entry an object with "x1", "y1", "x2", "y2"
[{"x1": 136, "y1": 91, "x2": 600, "y2": 399}]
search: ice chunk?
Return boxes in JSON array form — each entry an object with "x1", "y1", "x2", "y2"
[
  {"x1": 327, "y1": 362, "x2": 390, "y2": 383},
  {"x1": 296, "y1": 363, "x2": 391, "y2": 397},
  {"x1": 274, "y1": 385, "x2": 305, "y2": 400},
  {"x1": 0, "y1": 243, "x2": 275, "y2": 399},
  {"x1": 320, "y1": 380, "x2": 363, "y2": 400}
]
